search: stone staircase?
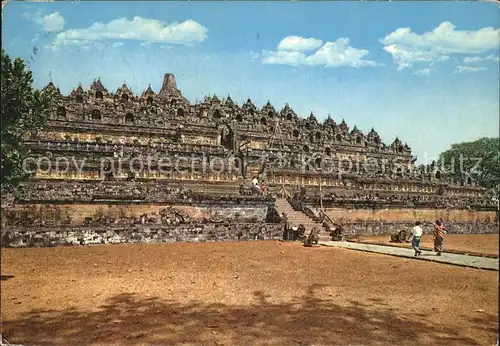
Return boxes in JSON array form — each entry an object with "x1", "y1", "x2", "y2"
[{"x1": 275, "y1": 198, "x2": 332, "y2": 242}]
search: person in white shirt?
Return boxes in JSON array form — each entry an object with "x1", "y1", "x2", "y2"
[
  {"x1": 410, "y1": 221, "x2": 423, "y2": 257},
  {"x1": 252, "y1": 176, "x2": 261, "y2": 193}
]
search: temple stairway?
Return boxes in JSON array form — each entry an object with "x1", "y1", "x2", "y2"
[{"x1": 275, "y1": 198, "x2": 332, "y2": 242}]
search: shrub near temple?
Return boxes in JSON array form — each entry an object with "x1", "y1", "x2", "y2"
[{"x1": 1, "y1": 49, "x2": 55, "y2": 189}]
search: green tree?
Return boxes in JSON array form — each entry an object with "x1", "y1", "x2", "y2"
[
  {"x1": 437, "y1": 137, "x2": 500, "y2": 196},
  {"x1": 1, "y1": 49, "x2": 55, "y2": 189}
]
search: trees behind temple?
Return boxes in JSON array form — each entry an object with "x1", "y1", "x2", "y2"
[
  {"x1": 438, "y1": 137, "x2": 500, "y2": 197},
  {"x1": 1, "y1": 49, "x2": 55, "y2": 190}
]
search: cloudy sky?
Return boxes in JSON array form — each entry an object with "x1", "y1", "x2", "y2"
[{"x1": 2, "y1": 1, "x2": 499, "y2": 162}]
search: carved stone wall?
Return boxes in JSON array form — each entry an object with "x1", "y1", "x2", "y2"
[
  {"x1": 1, "y1": 202, "x2": 272, "y2": 227},
  {"x1": 1, "y1": 223, "x2": 284, "y2": 248},
  {"x1": 325, "y1": 207, "x2": 498, "y2": 224},
  {"x1": 3, "y1": 72, "x2": 493, "y2": 248},
  {"x1": 2, "y1": 221, "x2": 496, "y2": 248},
  {"x1": 27, "y1": 73, "x2": 482, "y2": 196},
  {"x1": 40, "y1": 73, "x2": 471, "y2": 187},
  {"x1": 26, "y1": 71, "x2": 489, "y2": 205}
]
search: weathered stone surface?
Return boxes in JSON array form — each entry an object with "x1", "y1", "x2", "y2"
[
  {"x1": 1, "y1": 73, "x2": 496, "y2": 248},
  {"x1": 390, "y1": 230, "x2": 411, "y2": 243},
  {"x1": 328, "y1": 224, "x2": 344, "y2": 241},
  {"x1": 158, "y1": 73, "x2": 184, "y2": 100},
  {"x1": 265, "y1": 205, "x2": 282, "y2": 223},
  {"x1": 304, "y1": 227, "x2": 320, "y2": 245},
  {"x1": 0, "y1": 202, "x2": 272, "y2": 228},
  {"x1": 1, "y1": 223, "x2": 284, "y2": 248}
]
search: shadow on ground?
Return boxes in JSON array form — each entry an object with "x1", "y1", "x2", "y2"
[{"x1": 2, "y1": 284, "x2": 486, "y2": 345}]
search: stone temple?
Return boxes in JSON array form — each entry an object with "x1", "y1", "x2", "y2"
[{"x1": 1, "y1": 73, "x2": 497, "y2": 247}]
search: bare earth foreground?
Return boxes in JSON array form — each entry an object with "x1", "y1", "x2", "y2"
[{"x1": 1, "y1": 241, "x2": 498, "y2": 345}]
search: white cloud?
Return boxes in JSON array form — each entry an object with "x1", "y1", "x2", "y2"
[
  {"x1": 486, "y1": 54, "x2": 500, "y2": 62},
  {"x1": 277, "y1": 36, "x2": 323, "y2": 52},
  {"x1": 23, "y1": 11, "x2": 64, "y2": 32},
  {"x1": 462, "y1": 54, "x2": 499, "y2": 65},
  {"x1": 461, "y1": 54, "x2": 499, "y2": 65},
  {"x1": 262, "y1": 37, "x2": 376, "y2": 68},
  {"x1": 455, "y1": 65, "x2": 487, "y2": 73},
  {"x1": 111, "y1": 41, "x2": 124, "y2": 48},
  {"x1": 52, "y1": 16, "x2": 207, "y2": 48},
  {"x1": 463, "y1": 56, "x2": 483, "y2": 63},
  {"x1": 43, "y1": 12, "x2": 65, "y2": 32},
  {"x1": 414, "y1": 68, "x2": 431, "y2": 76},
  {"x1": 380, "y1": 21, "x2": 500, "y2": 70},
  {"x1": 262, "y1": 50, "x2": 306, "y2": 66},
  {"x1": 382, "y1": 44, "x2": 450, "y2": 70},
  {"x1": 304, "y1": 38, "x2": 377, "y2": 68}
]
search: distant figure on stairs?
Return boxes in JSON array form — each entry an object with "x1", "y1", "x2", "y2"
[
  {"x1": 252, "y1": 176, "x2": 262, "y2": 194},
  {"x1": 260, "y1": 180, "x2": 268, "y2": 195},
  {"x1": 251, "y1": 176, "x2": 268, "y2": 195}
]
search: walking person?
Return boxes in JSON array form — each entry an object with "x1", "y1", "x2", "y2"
[
  {"x1": 434, "y1": 219, "x2": 446, "y2": 256},
  {"x1": 410, "y1": 221, "x2": 423, "y2": 257},
  {"x1": 282, "y1": 213, "x2": 290, "y2": 241}
]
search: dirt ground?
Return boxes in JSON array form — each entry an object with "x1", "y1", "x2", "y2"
[
  {"x1": 1, "y1": 241, "x2": 498, "y2": 345},
  {"x1": 351, "y1": 234, "x2": 499, "y2": 257}
]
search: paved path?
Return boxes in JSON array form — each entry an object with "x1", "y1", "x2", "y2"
[{"x1": 320, "y1": 241, "x2": 499, "y2": 271}]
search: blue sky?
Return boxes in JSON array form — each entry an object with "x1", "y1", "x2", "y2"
[{"x1": 2, "y1": 1, "x2": 499, "y2": 162}]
